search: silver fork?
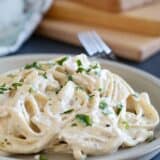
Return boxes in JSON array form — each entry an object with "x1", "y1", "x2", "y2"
[{"x1": 78, "y1": 31, "x2": 116, "y2": 60}]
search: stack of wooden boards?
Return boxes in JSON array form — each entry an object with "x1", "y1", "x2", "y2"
[
  {"x1": 38, "y1": 0, "x2": 160, "y2": 61},
  {"x1": 73, "y1": 0, "x2": 159, "y2": 12}
]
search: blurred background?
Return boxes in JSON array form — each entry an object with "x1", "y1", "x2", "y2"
[
  {"x1": 0, "y1": 0, "x2": 159, "y2": 78},
  {"x1": 0, "y1": 0, "x2": 160, "y2": 73},
  {"x1": 0, "y1": 0, "x2": 160, "y2": 159}
]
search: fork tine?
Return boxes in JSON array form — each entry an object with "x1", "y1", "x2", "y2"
[
  {"x1": 88, "y1": 31, "x2": 103, "y2": 53},
  {"x1": 91, "y1": 31, "x2": 111, "y2": 55},
  {"x1": 78, "y1": 32, "x2": 97, "y2": 56},
  {"x1": 78, "y1": 31, "x2": 115, "y2": 59},
  {"x1": 84, "y1": 32, "x2": 98, "y2": 55}
]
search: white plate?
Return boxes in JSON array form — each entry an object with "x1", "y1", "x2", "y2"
[{"x1": 0, "y1": 54, "x2": 160, "y2": 160}]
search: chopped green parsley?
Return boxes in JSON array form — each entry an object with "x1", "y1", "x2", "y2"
[
  {"x1": 56, "y1": 56, "x2": 68, "y2": 65},
  {"x1": 7, "y1": 74, "x2": 16, "y2": 78},
  {"x1": 56, "y1": 87, "x2": 62, "y2": 94},
  {"x1": 11, "y1": 82, "x2": 23, "y2": 90},
  {"x1": 90, "y1": 63, "x2": 100, "y2": 69},
  {"x1": 0, "y1": 84, "x2": 9, "y2": 94},
  {"x1": 99, "y1": 100, "x2": 108, "y2": 110},
  {"x1": 39, "y1": 72, "x2": 47, "y2": 79},
  {"x1": 68, "y1": 75, "x2": 73, "y2": 81},
  {"x1": 98, "y1": 88, "x2": 103, "y2": 92},
  {"x1": 62, "y1": 109, "x2": 74, "y2": 114},
  {"x1": 24, "y1": 62, "x2": 43, "y2": 70},
  {"x1": 86, "y1": 68, "x2": 91, "y2": 73},
  {"x1": 122, "y1": 121, "x2": 129, "y2": 129},
  {"x1": 89, "y1": 94, "x2": 94, "y2": 99},
  {"x1": 76, "y1": 67, "x2": 86, "y2": 73},
  {"x1": 75, "y1": 114, "x2": 92, "y2": 126},
  {"x1": 0, "y1": 82, "x2": 23, "y2": 94},
  {"x1": 76, "y1": 59, "x2": 82, "y2": 66},
  {"x1": 99, "y1": 100, "x2": 112, "y2": 115},
  {"x1": 117, "y1": 104, "x2": 123, "y2": 115},
  {"x1": 71, "y1": 123, "x2": 77, "y2": 127},
  {"x1": 29, "y1": 87, "x2": 35, "y2": 93}
]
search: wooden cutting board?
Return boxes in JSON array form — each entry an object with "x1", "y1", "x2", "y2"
[
  {"x1": 37, "y1": 19, "x2": 160, "y2": 62},
  {"x1": 72, "y1": 0, "x2": 158, "y2": 12},
  {"x1": 45, "y1": 0, "x2": 160, "y2": 36}
]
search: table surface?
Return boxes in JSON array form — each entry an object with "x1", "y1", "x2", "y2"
[{"x1": 8, "y1": 35, "x2": 160, "y2": 159}]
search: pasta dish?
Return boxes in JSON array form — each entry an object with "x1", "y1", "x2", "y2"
[{"x1": 0, "y1": 54, "x2": 159, "y2": 160}]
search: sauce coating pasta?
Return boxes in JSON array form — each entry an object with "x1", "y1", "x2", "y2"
[{"x1": 0, "y1": 54, "x2": 159, "y2": 160}]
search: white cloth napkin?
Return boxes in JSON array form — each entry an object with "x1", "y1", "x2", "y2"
[{"x1": 0, "y1": 0, "x2": 53, "y2": 56}]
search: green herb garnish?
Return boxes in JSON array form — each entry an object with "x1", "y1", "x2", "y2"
[
  {"x1": 0, "y1": 84, "x2": 9, "y2": 94},
  {"x1": 39, "y1": 154, "x2": 48, "y2": 160},
  {"x1": 86, "y1": 68, "x2": 91, "y2": 73},
  {"x1": 117, "y1": 104, "x2": 123, "y2": 115},
  {"x1": 90, "y1": 63, "x2": 99, "y2": 69},
  {"x1": 146, "y1": 136, "x2": 155, "y2": 143},
  {"x1": 99, "y1": 100, "x2": 112, "y2": 115},
  {"x1": 98, "y1": 88, "x2": 102, "y2": 92},
  {"x1": 122, "y1": 121, "x2": 129, "y2": 129},
  {"x1": 24, "y1": 62, "x2": 43, "y2": 70},
  {"x1": 56, "y1": 90, "x2": 60, "y2": 94},
  {"x1": 99, "y1": 100, "x2": 108, "y2": 110},
  {"x1": 7, "y1": 74, "x2": 16, "y2": 78},
  {"x1": 29, "y1": 87, "x2": 35, "y2": 93},
  {"x1": 56, "y1": 56, "x2": 68, "y2": 65},
  {"x1": 89, "y1": 94, "x2": 94, "y2": 98},
  {"x1": 76, "y1": 63, "x2": 100, "y2": 74},
  {"x1": 42, "y1": 72, "x2": 47, "y2": 79},
  {"x1": 39, "y1": 72, "x2": 47, "y2": 79},
  {"x1": 62, "y1": 109, "x2": 74, "y2": 114},
  {"x1": 76, "y1": 59, "x2": 82, "y2": 66},
  {"x1": 68, "y1": 75, "x2": 73, "y2": 81},
  {"x1": 0, "y1": 82, "x2": 23, "y2": 94},
  {"x1": 75, "y1": 114, "x2": 92, "y2": 126},
  {"x1": 11, "y1": 82, "x2": 23, "y2": 90},
  {"x1": 0, "y1": 84, "x2": 8, "y2": 90},
  {"x1": 76, "y1": 67, "x2": 86, "y2": 73},
  {"x1": 19, "y1": 78, "x2": 24, "y2": 82},
  {"x1": 86, "y1": 63, "x2": 101, "y2": 73},
  {"x1": 71, "y1": 123, "x2": 77, "y2": 127}
]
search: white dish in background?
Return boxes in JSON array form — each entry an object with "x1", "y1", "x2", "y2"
[
  {"x1": 0, "y1": 0, "x2": 52, "y2": 56},
  {"x1": 0, "y1": 54, "x2": 160, "y2": 160}
]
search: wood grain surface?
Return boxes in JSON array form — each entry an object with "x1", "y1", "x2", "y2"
[
  {"x1": 72, "y1": 0, "x2": 159, "y2": 12},
  {"x1": 37, "y1": 19, "x2": 160, "y2": 61},
  {"x1": 45, "y1": 0, "x2": 160, "y2": 36}
]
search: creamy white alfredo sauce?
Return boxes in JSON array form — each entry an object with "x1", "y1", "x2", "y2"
[{"x1": 0, "y1": 54, "x2": 159, "y2": 160}]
